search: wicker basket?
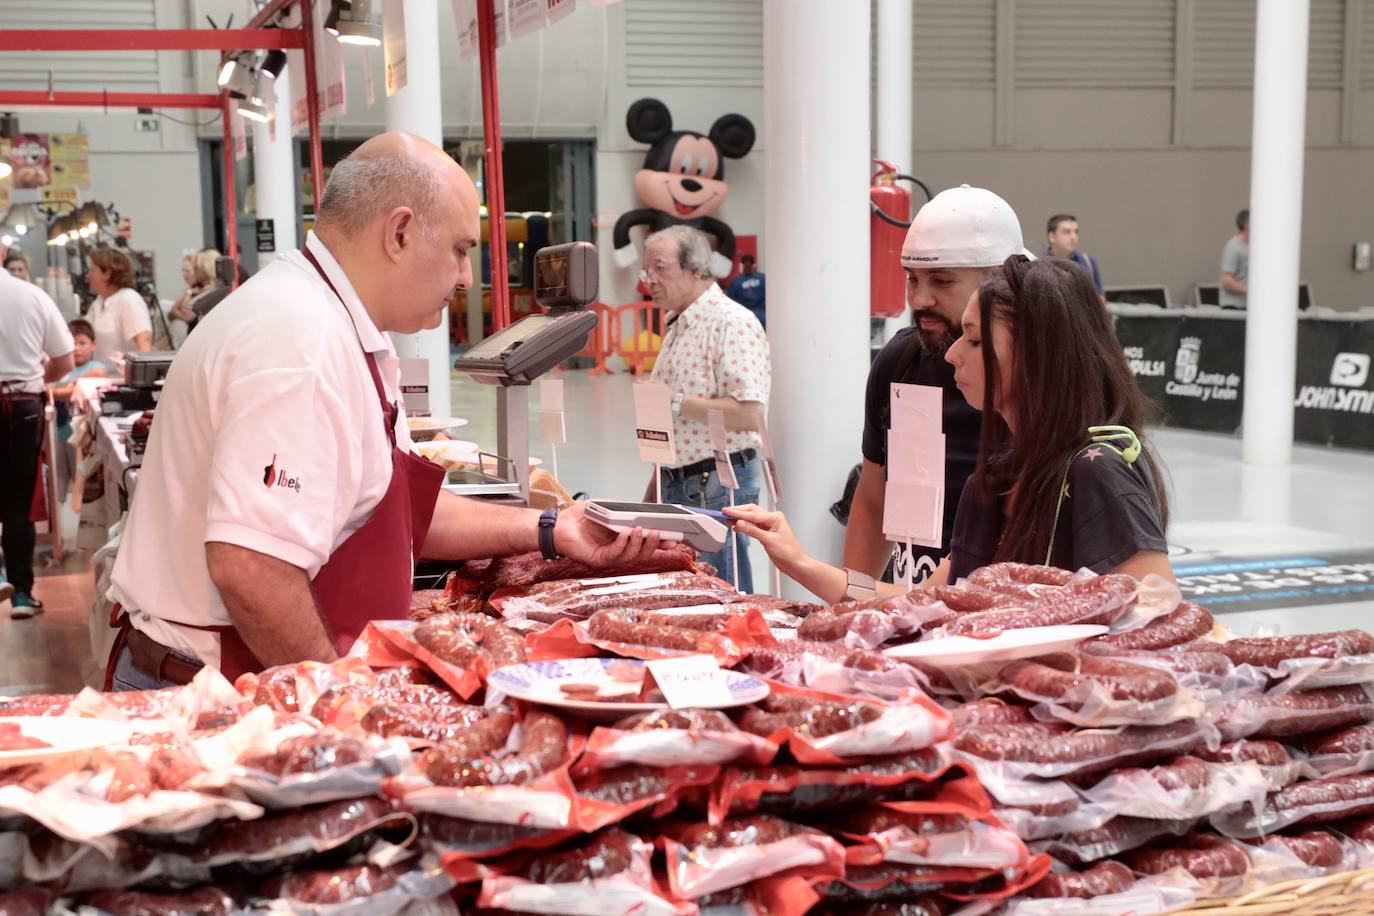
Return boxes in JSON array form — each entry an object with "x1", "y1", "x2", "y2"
[{"x1": 1167, "y1": 867, "x2": 1374, "y2": 915}]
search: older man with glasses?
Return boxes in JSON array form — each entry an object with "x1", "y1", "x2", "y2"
[{"x1": 639, "y1": 225, "x2": 770, "y2": 592}]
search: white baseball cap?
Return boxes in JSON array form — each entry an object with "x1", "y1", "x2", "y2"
[{"x1": 901, "y1": 184, "x2": 1031, "y2": 269}]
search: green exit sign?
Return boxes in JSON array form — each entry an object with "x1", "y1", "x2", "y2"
[{"x1": 135, "y1": 117, "x2": 160, "y2": 132}]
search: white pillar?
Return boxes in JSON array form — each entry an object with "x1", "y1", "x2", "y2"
[
  {"x1": 765, "y1": 0, "x2": 871, "y2": 599},
  {"x1": 253, "y1": 65, "x2": 298, "y2": 268},
  {"x1": 384, "y1": 0, "x2": 452, "y2": 419},
  {"x1": 1241, "y1": 0, "x2": 1308, "y2": 466},
  {"x1": 875, "y1": 0, "x2": 913, "y2": 345}
]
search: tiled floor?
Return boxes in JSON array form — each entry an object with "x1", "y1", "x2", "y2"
[{"x1": 5, "y1": 367, "x2": 1373, "y2": 694}]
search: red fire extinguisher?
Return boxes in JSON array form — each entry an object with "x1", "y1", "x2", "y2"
[{"x1": 870, "y1": 160, "x2": 932, "y2": 318}]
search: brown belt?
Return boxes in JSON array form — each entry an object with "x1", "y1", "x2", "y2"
[{"x1": 125, "y1": 625, "x2": 204, "y2": 686}]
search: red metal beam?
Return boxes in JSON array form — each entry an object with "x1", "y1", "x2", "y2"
[
  {"x1": 222, "y1": 96, "x2": 240, "y2": 290},
  {"x1": 0, "y1": 29, "x2": 303, "y2": 52},
  {"x1": 0, "y1": 90, "x2": 221, "y2": 110},
  {"x1": 478, "y1": 0, "x2": 511, "y2": 331}
]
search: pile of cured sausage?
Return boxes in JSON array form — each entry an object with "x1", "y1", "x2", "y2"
[{"x1": 5, "y1": 552, "x2": 1374, "y2": 914}]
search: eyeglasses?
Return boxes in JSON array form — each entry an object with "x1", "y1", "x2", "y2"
[{"x1": 638, "y1": 259, "x2": 678, "y2": 283}]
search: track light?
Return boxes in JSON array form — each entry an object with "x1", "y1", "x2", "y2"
[
  {"x1": 217, "y1": 54, "x2": 257, "y2": 97},
  {"x1": 236, "y1": 96, "x2": 269, "y2": 123},
  {"x1": 336, "y1": 0, "x2": 382, "y2": 46},
  {"x1": 15, "y1": 222, "x2": 27, "y2": 236},
  {"x1": 324, "y1": 0, "x2": 343, "y2": 36},
  {"x1": 261, "y1": 49, "x2": 287, "y2": 80}
]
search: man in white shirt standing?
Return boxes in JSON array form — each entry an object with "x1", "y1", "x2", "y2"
[
  {"x1": 0, "y1": 244, "x2": 74, "y2": 618},
  {"x1": 106, "y1": 133, "x2": 663, "y2": 690},
  {"x1": 643, "y1": 226, "x2": 770, "y2": 592},
  {"x1": 1219, "y1": 208, "x2": 1249, "y2": 309}
]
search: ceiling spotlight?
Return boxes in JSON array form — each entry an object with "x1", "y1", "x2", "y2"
[
  {"x1": 0, "y1": 161, "x2": 11, "y2": 180},
  {"x1": 2, "y1": 235, "x2": 13, "y2": 247},
  {"x1": 336, "y1": 0, "x2": 382, "y2": 46},
  {"x1": 236, "y1": 96, "x2": 270, "y2": 123},
  {"x1": 261, "y1": 49, "x2": 287, "y2": 80},
  {"x1": 324, "y1": 0, "x2": 344, "y2": 36},
  {"x1": 217, "y1": 54, "x2": 257, "y2": 97}
]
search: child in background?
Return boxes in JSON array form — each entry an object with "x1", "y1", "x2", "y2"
[{"x1": 48, "y1": 318, "x2": 109, "y2": 498}]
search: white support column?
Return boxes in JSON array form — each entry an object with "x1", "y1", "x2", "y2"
[
  {"x1": 384, "y1": 0, "x2": 451, "y2": 419},
  {"x1": 1241, "y1": 0, "x2": 1308, "y2": 466},
  {"x1": 875, "y1": 0, "x2": 914, "y2": 345},
  {"x1": 764, "y1": 0, "x2": 871, "y2": 599},
  {"x1": 253, "y1": 66, "x2": 298, "y2": 268}
]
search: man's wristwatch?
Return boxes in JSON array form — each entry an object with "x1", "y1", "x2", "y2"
[
  {"x1": 844, "y1": 568, "x2": 878, "y2": 601},
  {"x1": 538, "y1": 508, "x2": 561, "y2": 561},
  {"x1": 671, "y1": 392, "x2": 685, "y2": 417}
]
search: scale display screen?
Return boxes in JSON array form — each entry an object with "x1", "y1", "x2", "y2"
[
  {"x1": 463, "y1": 314, "x2": 556, "y2": 360},
  {"x1": 536, "y1": 252, "x2": 571, "y2": 301}
]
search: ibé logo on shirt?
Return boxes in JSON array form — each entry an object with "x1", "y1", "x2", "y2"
[{"x1": 261, "y1": 454, "x2": 302, "y2": 493}]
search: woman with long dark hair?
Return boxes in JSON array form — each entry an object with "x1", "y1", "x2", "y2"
[{"x1": 729, "y1": 254, "x2": 1172, "y2": 602}]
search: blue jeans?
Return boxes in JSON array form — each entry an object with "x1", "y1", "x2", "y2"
[
  {"x1": 110, "y1": 643, "x2": 202, "y2": 691},
  {"x1": 660, "y1": 455, "x2": 760, "y2": 593}
]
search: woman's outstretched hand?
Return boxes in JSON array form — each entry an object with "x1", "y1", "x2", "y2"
[{"x1": 724, "y1": 504, "x2": 808, "y2": 579}]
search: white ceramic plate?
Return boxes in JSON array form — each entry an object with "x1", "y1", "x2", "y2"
[
  {"x1": 487, "y1": 658, "x2": 769, "y2": 722},
  {"x1": 0, "y1": 717, "x2": 134, "y2": 768},
  {"x1": 406, "y1": 417, "x2": 470, "y2": 441},
  {"x1": 882, "y1": 624, "x2": 1110, "y2": 668},
  {"x1": 413, "y1": 439, "x2": 482, "y2": 464}
]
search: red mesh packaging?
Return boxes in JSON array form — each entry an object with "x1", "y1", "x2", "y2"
[
  {"x1": 794, "y1": 591, "x2": 955, "y2": 649},
  {"x1": 1215, "y1": 684, "x2": 1374, "y2": 741},
  {"x1": 580, "y1": 709, "x2": 778, "y2": 771},
  {"x1": 952, "y1": 718, "x2": 1214, "y2": 780},
  {"x1": 364, "y1": 615, "x2": 525, "y2": 699},
  {"x1": 1031, "y1": 816, "x2": 1198, "y2": 864},
  {"x1": 660, "y1": 814, "x2": 847, "y2": 900},
  {"x1": 571, "y1": 763, "x2": 720, "y2": 831},
  {"x1": 709, "y1": 749, "x2": 958, "y2": 823},
  {"x1": 394, "y1": 709, "x2": 581, "y2": 830},
  {"x1": 474, "y1": 830, "x2": 695, "y2": 916},
  {"x1": 737, "y1": 686, "x2": 952, "y2": 765},
  {"x1": 1213, "y1": 771, "x2": 1374, "y2": 837},
  {"x1": 524, "y1": 605, "x2": 775, "y2": 667}
]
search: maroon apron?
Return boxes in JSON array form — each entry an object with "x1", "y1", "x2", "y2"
[{"x1": 106, "y1": 248, "x2": 444, "y2": 686}]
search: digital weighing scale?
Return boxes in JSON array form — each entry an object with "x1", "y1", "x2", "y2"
[
  {"x1": 451, "y1": 241, "x2": 599, "y2": 501},
  {"x1": 583, "y1": 501, "x2": 731, "y2": 553}
]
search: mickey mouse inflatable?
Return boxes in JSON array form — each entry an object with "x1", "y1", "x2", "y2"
[{"x1": 612, "y1": 98, "x2": 755, "y2": 279}]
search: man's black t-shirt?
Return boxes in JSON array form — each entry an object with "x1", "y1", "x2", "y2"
[
  {"x1": 861, "y1": 327, "x2": 982, "y2": 569},
  {"x1": 947, "y1": 447, "x2": 1167, "y2": 581}
]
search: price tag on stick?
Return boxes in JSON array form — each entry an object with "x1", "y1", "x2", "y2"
[
  {"x1": 707, "y1": 408, "x2": 739, "y2": 490},
  {"x1": 645, "y1": 655, "x2": 734, "y2": 709},
  {"x1": 756, "y1": 415, "x2": 783, "y2": 505},
  {"x1": 632, "y1": 381, "x2": 677, "y2": 467}
]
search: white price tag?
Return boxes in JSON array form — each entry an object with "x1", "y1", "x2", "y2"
[
  {"x1": 399, "y1": 358, "x2": 430, "y2": 416},
  {"x1": 633, "y1": 381, "x2": 677, "y2": 467},
  {"x1": 645, "y1": 655, "x2": 734, "y2": 709},
  {"x1": 883, "y1": 383, "x2": 945, "y2": 549},
  {"x1": 382, "y1": 0, "x2": 408, "y2": 96},
  {"x1": 707, "y1": 408, "x2": 739, "y2": 490},
  {"x1": 538, "y1": 378, "x2": 566, "y2": 445}
]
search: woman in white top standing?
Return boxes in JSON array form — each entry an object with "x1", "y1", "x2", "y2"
[{"x1": 87, "y1": 246, "x2": 152, "y2": 362}]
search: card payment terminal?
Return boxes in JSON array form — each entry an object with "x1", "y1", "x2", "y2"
[{"x1": 584, "y1": 500, "x2": 731, "y2": 553}]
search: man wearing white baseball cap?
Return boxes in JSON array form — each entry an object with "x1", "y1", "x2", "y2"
[{"x1": 843, "y1": 184, "x2": 1031, "y2": 586}]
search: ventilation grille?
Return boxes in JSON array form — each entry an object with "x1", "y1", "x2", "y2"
[
  {"x1": 0, "y1": 0, "x2": 161, "y2": 92},
  {"x1": 1014, "y1": 0, "x2": 1175, "y2": 86},
  {"x1": 625, "y1": 0, "x2": 763, "y2": 89}
]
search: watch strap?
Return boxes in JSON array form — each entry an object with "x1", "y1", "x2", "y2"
[
  {"x1": 845, "y1": 568, "x2": 877, "y2": 601},
  {"x1": 538, "y1": 508, "x2": 561, "y2": 560}
]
